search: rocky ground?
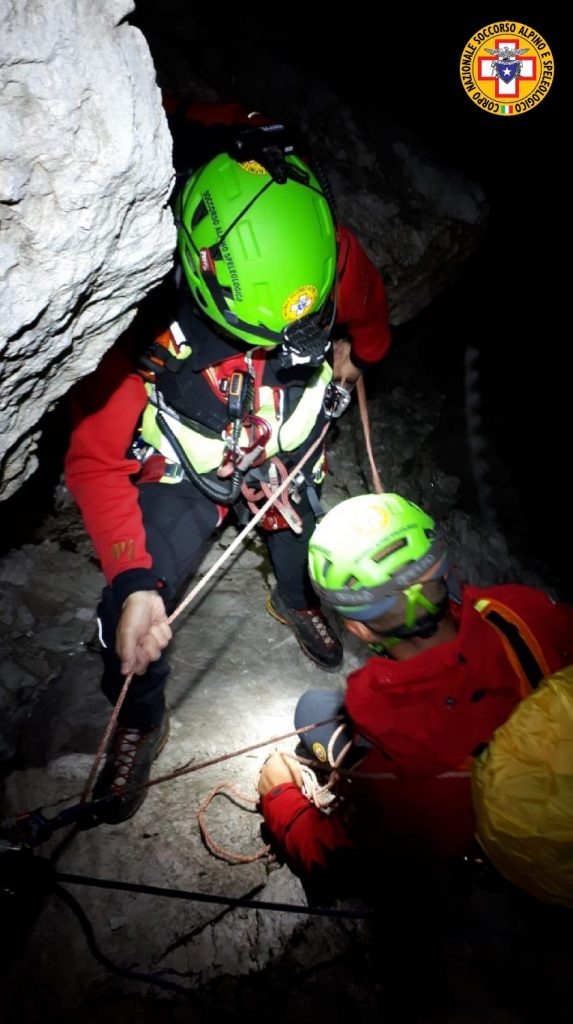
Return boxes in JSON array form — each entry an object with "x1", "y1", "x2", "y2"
[{"x1": 2, "y1": 332, "x2": 572, "y2": 1024}]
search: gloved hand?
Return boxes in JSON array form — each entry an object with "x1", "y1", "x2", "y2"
[
  {"x1": 116, "y1": 591, "x2": 172, "y2": 677},
  {"x1": 257, "y1": 751, "x2": 303, "y2": 797}
]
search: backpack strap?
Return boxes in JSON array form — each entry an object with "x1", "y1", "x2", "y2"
[
  {"x1": 474, "y1": 597, "x2": 551, "y2": 698},
  {"x1": 138, "y1": 324, "x2": 190, "y2": 381}
]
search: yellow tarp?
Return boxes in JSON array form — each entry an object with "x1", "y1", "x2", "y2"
[{"x1": 472, "y1": 665, "x2": 573, "y2": 908}]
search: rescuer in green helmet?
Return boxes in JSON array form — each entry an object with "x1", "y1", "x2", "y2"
[{"x1": 65, "y1": 105, "x2": 391, "y2": 822}]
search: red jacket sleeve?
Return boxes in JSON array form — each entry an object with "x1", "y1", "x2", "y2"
[
  {"x1": 260, "y1": 783, "x2": 355, "y2": 875},
  {"x1": 336, "y1": 225, "x2": 391, "y2": 368},
  {"x1": 64, "y1": 348, "x2": 152, "y2": 585},
  {"x1": 180, "y1": 101, "x2": 262, "y2": 127}
]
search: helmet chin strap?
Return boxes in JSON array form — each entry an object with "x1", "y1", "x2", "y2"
[
  {"x1": 402, "y1": 583, "x2": 440, "y2": 628},
  {"x1": 365, "y1": 587, "x2": 449, "y2": 655},
  {"x1": 279, "y1": 326, "x2": 332, "y2": 368}
]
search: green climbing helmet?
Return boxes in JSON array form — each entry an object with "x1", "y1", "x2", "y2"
[
  {"x1": 175, "y1": 152, "x2": 337, "y2": 361},
  {"x1": 308, "y1": 493, "x2": 448, "y2": 624}
]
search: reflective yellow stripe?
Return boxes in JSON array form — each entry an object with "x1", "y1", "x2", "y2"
[
  {"x1": 140, "y1": 394, "x2": 225, "y2": 474},
  {"x1": 140, "y1": 364, "x2": 332, "y2": 476}
]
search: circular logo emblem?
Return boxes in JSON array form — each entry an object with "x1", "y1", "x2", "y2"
[
  {"x1": 353, "y1": 506, "x2": 390, "y2": 536},
  {"x1": 312, "y1": 742, "x2": 327, "y2": 763},
  {"x1": 460, "y1": 22, "x2": 553, "y2": 116},
  {"x1": 282, "y1": 285, "x2": 318, "y2": 322}
]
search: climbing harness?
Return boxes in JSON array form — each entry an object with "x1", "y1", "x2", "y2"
[{"x1": 242, "y1": 457, "x2": 304, "y2": 533}]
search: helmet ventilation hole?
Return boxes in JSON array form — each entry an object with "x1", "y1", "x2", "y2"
[
  {"x1": 372, "y1": 538, "x2": 407, "y2": 562},
  {"x1": 191, "y1": 200, "x2": 207, "y2": 231}
]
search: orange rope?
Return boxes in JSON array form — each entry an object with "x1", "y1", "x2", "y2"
[
  {"x1": 356, "y1": 376, "x2": 384, "y2": 494},
  {"x1": 198, "y1": 784, "x2": 271, "y2": 864}
]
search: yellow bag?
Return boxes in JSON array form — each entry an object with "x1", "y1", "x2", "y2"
[{"x1": 472, "y1": 665, "x2": 573, "y2": 908}]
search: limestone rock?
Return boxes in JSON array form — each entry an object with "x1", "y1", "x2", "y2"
[{"x1": 0, "y1": 0, "x2": 176, "y2": 498}]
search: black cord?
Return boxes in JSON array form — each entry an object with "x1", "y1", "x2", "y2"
[
  {"x1": 56, "y1": 871, "x2": 374, "y2": 919},
  {"x1": 54, "y1": 884, "x2": 194, "y2": 997},
  {"x1": 156, "y1": 410, "x2": 242, "y2": 505},
  {"x1": 53, "y1": 875, "x2": 373, "y2": 1001}
]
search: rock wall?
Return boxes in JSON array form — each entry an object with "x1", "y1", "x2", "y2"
[{"x1": 0, "y1": 0, "x2": 176, "y2": 498}]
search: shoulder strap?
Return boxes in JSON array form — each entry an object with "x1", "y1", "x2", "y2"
[
  {"x1": 139, "y1": 323, "x2": 190, "y2": 381},
  {"x1": 474, "y1": 597, "x2": 551, "y2": 698}
]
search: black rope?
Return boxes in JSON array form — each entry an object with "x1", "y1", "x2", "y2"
[
  {"x1": 156, "y1": 409, "x2": 242, "y2": 505},
  {"x1": 54, "y1": 884, "x2": 194, "y2": 996},
  {"x1": 53, "y1": 876, "x2": 374, "y2": 1002},
  {"x1": 56, "y1": 871, "x2": 374, "y2": 920}
]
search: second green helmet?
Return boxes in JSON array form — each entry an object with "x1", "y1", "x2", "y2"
[
  {"x1": 308, "y1": 493, "x2": 448, "y2": 621},
  {"x1": 176, "y1": 153, "x2": 337, "y2": 355}
]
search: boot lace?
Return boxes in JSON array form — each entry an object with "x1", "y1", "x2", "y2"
[
  {"x1": 295, "y1": 608, "x2": 337, "y2": 648},
  {"x1": 109, "y1": 728, "x2": 145, "y2": 793}
]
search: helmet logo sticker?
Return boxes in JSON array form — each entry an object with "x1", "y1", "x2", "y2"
[
  {"x1": 238, "y1": 160, "x2": 268, "y2": 176},
  {"x1": 354, "y1": 507, "x2": 390, "y2": 535},
  {"x1": 282, "y1": 285, "x2": 318, "y2": 322},
  {"x1": 199, "y1": 248, "x2": 216, "y2": 274},
  {"x1": 312, "y1": 742, "x2": 327, "y2": 762}
]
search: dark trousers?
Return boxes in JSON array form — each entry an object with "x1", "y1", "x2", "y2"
[{"x1": 98, "y1": 479, "x2": 319, "y2": 728}]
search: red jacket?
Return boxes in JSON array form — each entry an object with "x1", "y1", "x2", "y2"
[
  {"x1": 65, "y1": 226, "x2": 389, "y2": 587},
  {"x1": 261, "y1": 584, "x2": 573, "y2": 870}
]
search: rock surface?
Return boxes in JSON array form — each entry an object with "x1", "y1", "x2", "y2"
[{"x1": 0, "y1": 0, "x2": 176, "y2": 498}]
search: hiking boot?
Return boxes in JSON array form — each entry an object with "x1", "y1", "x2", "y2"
[
  {"x1": 92, "y1": 714, "x2": 170, "y2": 824},
  {"x1": 266, "y1": 587, "x2": 343, "y2": 672}
]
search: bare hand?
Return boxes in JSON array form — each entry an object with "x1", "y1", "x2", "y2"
[
  {"x1": 258, "y1": 752, "x2": 303, "y2": 797},
  {"x1": 116, "y1": 590, "x2": 172, "y2": 677},
  {"x1": 333, "y1": 339, "x2": 362, "y2": 389}
]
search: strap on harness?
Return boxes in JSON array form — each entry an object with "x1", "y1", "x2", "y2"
[{"x1": 241, "y1": 457, "x2": 304, "y2": 534}]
